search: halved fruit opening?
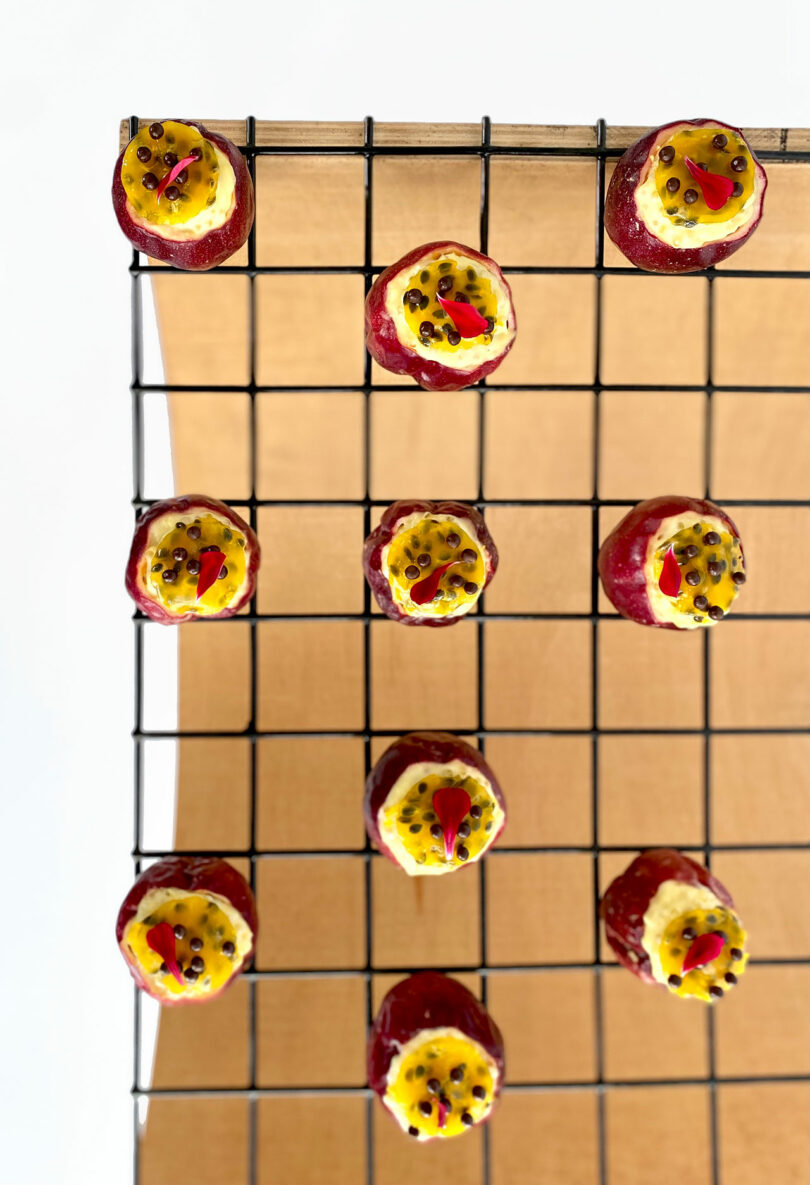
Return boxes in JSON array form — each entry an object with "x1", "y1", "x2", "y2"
[
  {"x1": 385, "y1": 1028, "x2": 497, "y2": 1140},
  {"x1": 653, "y1": 127, "x2": 754, "y2": 228},
  {"x1": 124, "y1": 889, "x2": 250, "y2": 1000},
  {"x1": 121, "y1": 121, "x2": 221, "y2": 227},
  {"x1": 144, "y1": 512, "x2": 248, "y2": 616},
  {"x1": 379, "y1": 764, "x2": 503, "y2": 874},
  {"x1": 398, "y1": 256, "x2": 500, "y2": 353},
  {"x1": 382, "y1": 515, "x2": 486, "y2": 618},
  {"x1": 647, "y1": 515, "x2": 744, "y2": 627},
  {"x1": 657, "y1": 905, "x2": 748, "y2": 1002}
]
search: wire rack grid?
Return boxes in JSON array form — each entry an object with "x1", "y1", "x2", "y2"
[{"x1": 127, "y1": 115, "x2": 810, "y2": 1185}]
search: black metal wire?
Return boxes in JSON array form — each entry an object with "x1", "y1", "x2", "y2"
[
  {"x1": 244, "y1": 112, "x2": 260, "y2": 1185},
  {"x1": 361, "y1": 113, "x2": 376, "y2": 1185},
  {"x1": 134, "y1": 382, "x2": 810, "y2": 393},
  {"x1": 478, "y1": 113, "x2": 493, "y2": 1185},
  {"x1": 130, "y1": 117, "x2": 810, "y2": 1185},
  {"x1": 591, "y1": 116, "x2": 609, "y2": 1185},
  {"x1": 131, "y1": 263, "x2": 810, "y2": 280},
  {"x1": 131, "y1": 1068, "x2": 810, "y2": 1100},
  {"x1": 703, "y1": 235, "x2": 720, "y2": 1185}
]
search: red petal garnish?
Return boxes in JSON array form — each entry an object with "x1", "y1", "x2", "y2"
[
  {"x1": 684, "y1": 157, "x2": 735, "y2": 211},
  {"x1": 156, "y1": 153, "x2": 198, "y2": 202},
  {"x1": 432, "y1": 785, "x2": 472, "y2": 861},
  {"x1": 146, "y1": 922, "x2": 184, "y2": 985},
  {"x1": 658, "y1": 547, "x2": 682, "y2": 598},
  {"x1": 196, "y1": 549, "x2": 225, "y2": 600},
  {"x1": 681, "y1": 930, "x2": 726, "y2": 975},
  {"x1": 409, "y1": 560, "x2": 462, "y2": 606},
  {"x1": 436, "y1": 295, "x2": 490, "y2": 339},
  {"x1": 436, "y1": 1099, "x2": 449, "y2": 1129}
]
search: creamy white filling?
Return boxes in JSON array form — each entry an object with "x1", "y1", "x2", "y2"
[
  {"x1": 379, "y1": 510, "x2": 487, "y2": 621},
  {"x1": 644, "y1": 512, "x2": 732, "y2": 629},
  {"x1": 633, "y1": 124, "x2": 764, "y2": 250},
  {"x1": 377, "y1": 758, "x2": 504, "y2": 877},
  {"x1": 640, "y1": 879, "x2": 724, "y2": 985},
  {"x1": 383, "y1": 247, "x2": 516, "y2": 372},
  {"x1": 126, "y1": 145, "x2": 237, "y2": 242},
  {"x1": 383, "y1": 1025, "x2": 499, "y2": 1135}
]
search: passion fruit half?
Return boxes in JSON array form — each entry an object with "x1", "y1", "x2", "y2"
[
  {"x1": 368, "y1": 972, "x2": 505, "y2": 1140},
  {"x1": 598, "y1": 495, "x2": 745, "y2": 630},
  {"x1": 365, "y1": 241, "x2": 517, "y2": 391},
  {"x1": 601, "y1": 849, "x2": 748, "y2": 1003},
  {"x1": 364, "y1": 732, "x2": 506, "y2": 876},
  {"x1": 125, "y1": 494, "x2": 260, "y2": 625},
  {"x1": 116, "y1": 857, "x2": 258, "y2": 1006},
  {"x1": 364, "y1": 500, "x2": 498, "y2": 627},
  {"x1": 605, "y1": 119, "x2": 767, "y2": 273},
  {"x1": 112, "y1": 119, "x2": 254, "y2": 270}
]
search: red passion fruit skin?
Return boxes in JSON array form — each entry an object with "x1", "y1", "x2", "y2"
[
  {"x1": 363, "y1": 499, "x2": 498, "y2": 627},
  {"x1": 367, "y1": 971, "x2": 505, "y2": 1101},
  {"x1": 125, "y1": 494, "x2": 260, "y2": 625},
  {"x1": 601, "y1": 849, "x2": 734, "y2": 984},
  {"x1": 364, "y1": 731, "x2": 507, "y2": 868},
  {"x1": 604, "y1": 118, "x2": 767, "y2": 273},
  {"x1": 112, "y1": 119, "x2": 254, "y2": 270},
  {"x1": 115, "y1": 856, "x2": 258, "y2": 1006},
  {"x1": 365, "y1": 240, "x2": 517, "y2": 391},
  {"x1": 597, "y1": 495, "x2": 744, "y2": 630}
]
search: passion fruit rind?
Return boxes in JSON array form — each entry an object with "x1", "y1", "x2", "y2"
[
  {"x1": 364, "y1": 499, "x2": 498, "y2": 627},
  {"x1": 601, "y1": 849, "x2": 731, "y2": 982},
  {"x1": 364, "y1": 731, "x2": 507, "y2": 875},
  {"x1": 601, "y1": 849, "x2": 747, "y2": 1002},
  {"x1": 112, "y1": 119, "x2": 254, "y2": 270},
  {"x1": 115, "y1": 856, "x2": 258, "y2": 1007},
  {"x1": 368, "y1": 972, "x2": 505, "y2": 1140},
  {"x1": 604, "y1": 118, "x2": 767, "y2": 274},
  {"x1": 125, "y1": 494, "x2": 260, "y2": 624},
  {"x1": 598, "y1": 495, "x2": 745, "y2": 630},
  {"x1": 365, "y1": 240, "x2": 517, "y2": 391}
]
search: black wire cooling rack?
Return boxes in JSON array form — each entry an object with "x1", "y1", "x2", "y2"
[{"x1": 128, "y1": 116, "x2": 810, "y2": 1185}]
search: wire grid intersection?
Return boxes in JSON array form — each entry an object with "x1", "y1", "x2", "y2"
[{"x1": 128, "y1": 116, "x2": 810, "y2": 1185}]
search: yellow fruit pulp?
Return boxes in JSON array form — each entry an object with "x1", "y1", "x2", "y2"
[
  {"x1": 655, "y1": 127, "x2": 754, "y2": 227},
  {"x1": 121, "y1": 120, "x2": 219, "y2": 226},
  {"x1": 387, "y1": 1032, "x2": 495, "y2": 1138},
  {"x1": 386, "y1": 516, "x2": 486, "y2": 617},
  {"x1": 145, "y1": 513, "x2": 247, "y2": 617},
  {"x1": 401, "y1": 258, "x2": 500, "y2": 353},
  {"x1": 126, "y1": 893, "x2": 238, "y2": 999},
  {"x1": 652, "y1": 520, "x2": 744, "y2": 624},
  {"x1": 381, "y1": 771, "x2": 498, "y2": 869},
  {"x1": 659, "y1": 905, "x2": 748, "y2": 1002}
]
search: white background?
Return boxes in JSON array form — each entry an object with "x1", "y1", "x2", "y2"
[{"x1": 2, "y1": 2, "x2": 809, "y2": 1181}]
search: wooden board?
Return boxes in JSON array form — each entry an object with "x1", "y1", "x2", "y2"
[{"x1": 133, "y1": 121, "x2": 810, "y2": 1185}]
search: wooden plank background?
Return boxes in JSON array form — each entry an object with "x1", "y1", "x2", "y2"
[{"x1": 132, "y1": 121, "x2": 810, "y2": 1185}]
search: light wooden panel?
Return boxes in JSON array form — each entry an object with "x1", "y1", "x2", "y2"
[{"x1": 135, "y1": 119, "x2": 810, "y2": 1185}]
